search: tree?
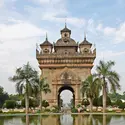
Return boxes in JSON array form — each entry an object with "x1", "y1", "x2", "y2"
[
  {"x1": 96, "y1": 60, "x2": 120, "y2": 112},
  {"x1": 98, "y1": 95, "x2": 112, "y2": 106},
  {"x1": 0, "y1": 86, "x2": 9, "y2": 108},
  {"x1": 21, "y1": 97, "x2": 38, "y2": 108},
  {"x1": 115, "y1": 99, "x2": 122, "y2": 106},
  {"x1": 5, "y1": 100, "x2": 16, "y2": 109},
  {"x1": 93, "y1": 97, "x2": 100, "y2": 110},
  {"x1": 35, "y1": 77, "x2": 51, "y2": 112},
  {"x1": 9, "y1": 62, "x2": 38, "y2": 114},
  {"x1": 81, "y1": 75, "x2": 101, "y2": 112},
  {"x1": 118, "y1": 102, "x2": 125, "y2": 110},
  {"x1": 9, "y1": 94, "x2": 23, "y2": 101}
]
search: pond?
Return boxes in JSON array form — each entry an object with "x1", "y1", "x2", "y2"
[{"x1": 0, "y1": 114, "x2": 125, "y2": 125}]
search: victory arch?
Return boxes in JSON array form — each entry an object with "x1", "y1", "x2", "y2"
[{"x1": 36, "y1": 24, "x2": 96, "y2": 107}]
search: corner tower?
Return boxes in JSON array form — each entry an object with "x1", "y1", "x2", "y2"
[
  {"x1": 79, "y1": 33, "x2": 92, "y2": 54},
  {"x1": 40, "y1": 34, "x2": 53, "y2": 54}
]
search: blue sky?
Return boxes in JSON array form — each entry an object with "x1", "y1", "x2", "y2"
[{"x1": 0, "y1": 0, "x2": 125, "y2": 102}]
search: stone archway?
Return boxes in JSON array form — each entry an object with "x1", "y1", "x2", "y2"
[
  {"x1": 36, "y1": 24, "x2": 96, "y2": 108},
  {"x1": 58, "y1": 85, "x2": 75, "y2": 109},
  {"x1": 52, "y1": 67, "x2": 82, "y2": 106}
]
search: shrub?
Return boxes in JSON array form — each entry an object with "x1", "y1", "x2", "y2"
[
  {"x1": 0, "y1": 109, "x2": 2, "y2": 113},
  {"x1": 98, "y1": 95, "x2": 112, "y2": 106},
  {"x1": 44, "y1": 108, "x2": 50, "y2": 112},
  {"x1": 76, "y1": 104, "x2": 81, "y2": 108},
  {"x1": 5, "y1": 100, "x2": 16, "y2": 109},
  {"x1": 82, "y1": 98, "x2": 90, "y2": 107},
  {"x1": 118, "y1": 102, "x2": 125, "y2": 110},
  {"x1": 42, "y1": 100, "x2": 49, "y2": 109},
  {"x1": 51, "y1": 105, "x2": 59, "y2": 113},
  {"x1": 115, "y1": 99, "x2": 122, "y2": 106},
  {"x1": 21, "y1": 97, "x2": 38, "y2": 108},
  {"x1": 71, "y1": 107, "x2": 78, "y2": 113},
  {"x1": 93, "y1": 97, "x2": 100, "y2": 107}
]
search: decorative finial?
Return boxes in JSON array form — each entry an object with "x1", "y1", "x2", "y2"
[
  {"x1": 46, "y1": 32, "x2": 48, "y2": 41},
  {"x1": 84, "y1": 31, "x2": 86, "y2": 41},
  {"x1": 65, "y1": 16, "x2": 67, "y2": 28}
]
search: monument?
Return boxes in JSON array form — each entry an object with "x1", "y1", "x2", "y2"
[{"x1": 36, "y1": 24, "x2": 96, "y2": 107}]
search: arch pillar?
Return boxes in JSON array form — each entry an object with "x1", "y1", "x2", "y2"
[{"x1": 75, "y1": 82, "x2": 82, "y2": 106}]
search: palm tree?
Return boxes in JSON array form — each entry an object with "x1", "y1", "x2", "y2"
[
  {"x1": 96, "y1": 60, "x2": 120, "y2": 112},
  {"x1": 35, "y1": 77, "x2": 51, "y2": 112},
  {"x1": 81, "y1": 75, "x2": 101, "y2": 112},
  {"x1": 9, "y1": 62, "x2": 37, "y2": 114}
]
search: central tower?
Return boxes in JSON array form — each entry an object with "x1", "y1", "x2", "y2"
[{"x1": 36, "y1": 25, "x2": 96, "y2": 107}]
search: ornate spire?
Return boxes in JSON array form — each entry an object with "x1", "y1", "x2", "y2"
[
  {"x1": 40, "y1": 33, "x2": 52, "y2": 46},
  {"x1": 84, "y1": 31, "x2": 86, "y2": 41},
  {"x1": 46, "y1": 32, "x2": 48, "y2": 41},
  {"x1": 65, "y1": 16, "x2": 67, "y2": 28}
]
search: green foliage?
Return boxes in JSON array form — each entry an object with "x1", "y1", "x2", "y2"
[
  {"x1": 42, "y1": 100, "x2": 49, "y2": 109},
  {"x1": 44, "y1": 108, "x2": 50, "y2": 112},
  {"x1": 0, "y1": 110, "x2": 2, "y2": 113},
  {"x1": 81, "y1": 75, "x2": 101, "y2": 99},
  {"x1": 115, "y1": 99, "x2": 122, "y2": 106},
  {"x1": 76, "y1": 104, "x2": 81, "y2": 108},
  {"x1": 93, "y1": 97, "x2": 100, "y2": 107},
  {"x1": 82, "y1": 98, "x2": 90, "y2": 107},
  {"x1": 71, "y1": 107, "x2": 78, "y2": 113},
  {"x1": 9, "y1": 62, "x2": 38, "y2": 95},
  {"x1": 96, "y1": 60, "x2": 120, "y2": 112},
  {"x1": 9, "y1": 94, "x2": 23, "y2": 101},
  {"x1": 51, "y1": 105, "x2": 59, "y2": 113},
  {"x1": 9, "y1": 62, "x2": 39, "y2": 113},
  {"x1": 21, "y1": 97, "x2": 38, "y2": 108},
  {"x1": 96, "y1": 60, "x2": 120, "y2": 92},
  {"x1": 34, "y1": 76, "x2": 51, "y2": 112},
  {"x1": 98, "y1": 95, "x2": 112, "y2": 106},
  {"x1": 0, "y1": 86, "x2": 9, "y2": 108},
  {"x1": 5, "y1": 100, "x2": 16, "y2": 109},
  {"x1": 114, "y1": 99, "x2": 125, "y2": 110},
  {"x1": 108, "y1": 92, "x2": 125, "y2": 102},
  {"x1": 118, "y1": 102, "x2": 125, "y2": 110}
]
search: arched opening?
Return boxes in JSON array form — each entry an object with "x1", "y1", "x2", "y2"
[{"x1": 58, "y1": 85, "x2": 75, "y2": 110}]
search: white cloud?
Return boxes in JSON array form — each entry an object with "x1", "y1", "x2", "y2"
[
  {"x1": 96, "y1": 23, "x2": 103, "y2": 31},
  {"x1": 0, "y1": 19, "x2": 47, "y2": 93},
  {"x1": 65, "y1": 17, "x2": 86, "y2": 28},
  {"x1": 96, "y1": 22, "x2": 125, "y2": 43},
  {"x1": 104, "y1": 27, "x2": 116, "y2": 35},
  {"x1": 0, "y1": 37, "x2": 39, "y2": 93},
  {"x1": 114, "y1": 22, "x2": 125, "y2": 43},
  {"x1": 0, "y1": 20, "x2": 47, "y2": 41},
  {"x1": 42, "y1": 16, "x2": 86, "y2": 28},
  {"x1": 25, "y1": 1, "x2": 86, "y2": 28}
]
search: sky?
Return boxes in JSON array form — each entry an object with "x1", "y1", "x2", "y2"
[{"x1": 0, "y1": 0, "x2": 125, "y2": 103}]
